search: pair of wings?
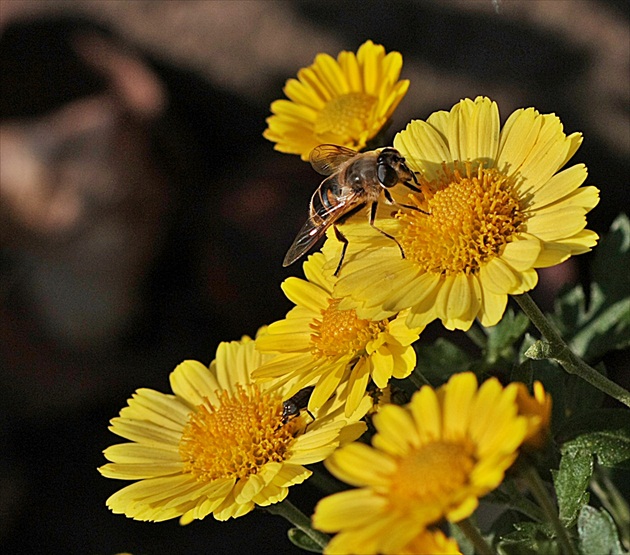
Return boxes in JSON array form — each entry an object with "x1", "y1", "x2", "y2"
[{"x1": 283, "y1": 145, "x2": 363, "y2": 267}]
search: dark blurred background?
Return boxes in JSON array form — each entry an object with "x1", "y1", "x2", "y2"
[{"x1": 0, "y1": 1, "x2": 627, "y2": 553}]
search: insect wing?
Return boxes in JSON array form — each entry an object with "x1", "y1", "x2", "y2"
[
  {"x1": 283, "y1": 189, "x2": 350, "y2": 267},
  {"x1": 309, "y1": 144, "x2": 357, "y2": 176}
]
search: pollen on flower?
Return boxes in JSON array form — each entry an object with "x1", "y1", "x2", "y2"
[
  {"x1": 315, "y1": 92, "x2": 376, "y2": 141},
  {"x1": 390, "y1": 441, "x2": 475, "y2": 507},
  {"x1": 179, "y1": 385, "x2": 297, "y2": 482},
  {"x1": 398, "y1": 162, "x2": 524, "y2": 275},
  {"x1": 310, "y1": 298, "x2": 385, "y2": 359}
]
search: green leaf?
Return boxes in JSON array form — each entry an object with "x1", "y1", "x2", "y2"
[
  {"x1": 590, "y1": 467, "x2": 630, "y2": 550},
  {"x1": 592, "y1": 214, "x2": 630, "y2": 306},
  {"x1": 552, "y1": 448, "x2": 593, "y2": 527},
  {"x1": 287, "y1": 528, "x2": 323, "y2": 553},
  {"x1": 414, "y1": 337, "x2": 471, "y2": 383},
  {"x1": 577, "y1": 506, "x2": 625, "y2": 555},
  {"x1": 523, "y1": 340, "x2": 554, "y2": 360},
  {"x1": 496, "y1": 522, "x2": 561, "y2": 555},
  {"x1": 556, "y1": 409, "x2": 630, "y2": 469},
  {"x1": 518, "y1": 333, "x2": 538, "y2": 363},
  {"x1": 483, "y1": 308, "x2": 531, "y2": 364},
  {"x1": 569, "y1": 292, "x2": 630, "y2": 360},
  {"x1": 550, "y1": 215, "x2": 630, "y2": 362}
]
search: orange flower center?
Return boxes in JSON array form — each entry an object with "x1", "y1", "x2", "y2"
[
  {"x1": 179, "y1": 385, "x2": 298, "y2": 482},
  {"x1": 310, "y1": 298, "x2": 385, "y2": 359},
  {"x1": 397, "y1": 162, "x2": 524, "y2": 275},
  {"x1": 315, "y1": 92, "x2": 376, "y2": 144},
  {"x1": 390, "y1": 441, "x2": 475, "y2": 507}
]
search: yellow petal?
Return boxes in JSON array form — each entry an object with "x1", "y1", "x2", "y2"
[
  {"x1": 372, "y1": 403, "x2": 419, "y2": 454},
  {"x1": 478, "y1": 286, "x2": 507, "y2": 327},
  {"x1": 525, "y1": 163, "x2": 587, "y2": 206},
  {"x1": 313, "y1": 488, "x2": 388, "y2": 532},
  {"x1": 394, "y1": 119, "x2": 452, "y2": 180},
  {"x1": 325, "y1": 443, "x2": 395, "y2": 487},
  {"x1": 281, "y1": 277, "x2": 328, "y2": 312},
  {"x1": 526, "y1": 207, "x2": 588, "y2": 241},
  {"x1": 501, "y1": 236, "x2": 541, "y2": 271},
  {"x1": 169, "y1": 360, "x2": 219, "y2": 407},
  {"x1": 481, "y1": 258, "x2": 521, "y2": 294},
  {"x1": 409, "y1": 386, "x2": 442, "y2": 442},
  {"x1": 442, "y1": 372, "x2": 477, "y2": 441},
  {"x1": 448, "y1": 97, "x2": 500, "y2": 164}
]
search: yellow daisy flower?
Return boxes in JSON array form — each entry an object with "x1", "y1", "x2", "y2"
[
  {"x1": 264, "y1": 40, "x2": 409, "y2": 160},
  {"x1": 334, "y1": 96, "x2": 600, "y2": 330},
  {"x1": 254, "y1": 249, "x2": 422, "y2": 417},
  {"x1": 312, "y1": 372, "x2": 531, "y2": 555},
  {"x1": 99, "y1": 335, "x2": 370, "y2": 524},
  {"x1": 515, "y1": 380, "x2": 552, "y2": 450}
]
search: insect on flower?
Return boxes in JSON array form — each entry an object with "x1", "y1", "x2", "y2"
[
  {"x1": 282, "y1": 385, "x2": 315, "y2": 423},
  {"x1": 283, "y1": 144, "x2": 426, "y2": 276}
]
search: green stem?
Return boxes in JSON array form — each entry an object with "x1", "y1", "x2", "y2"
[
  {"x1": 409, "y1": 368, "x2": 431, "y2": 390},
  {"x1": 522, "y1": 465, "x2": 578, "y2": 555},
  {"x1": 309, "y1": 466, "x2": 346, "y2": 495},
  {"x1": 266, "y1": 499, "x2": 330, "y2": 551},
  {"x1": 456, "y1": 518, "x2": 495, "y2": 555},
  {"x1": 513, "y1": 293, "x2": 630, "y2": 408}
]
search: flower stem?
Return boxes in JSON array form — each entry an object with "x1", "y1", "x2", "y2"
[
  {"x1": 409, "y1": 368, "x2": 431, "y2": 390},
  {"x1": 456, "y1": 518, "x2": 495, "y2": 555},
  {"x1": 266, "y1": 499, "x2": 330, "y2": 551},
  {"x1": 513, "y1": 293, "x2": 630, "y2": 408},
  {"x1": 522, "y1": 464, "x2": 578, "y2": 555}
]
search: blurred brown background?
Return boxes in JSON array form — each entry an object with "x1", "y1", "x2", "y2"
[{"x1": 0, "y1": 1, "x2": 627, "y2": 553}]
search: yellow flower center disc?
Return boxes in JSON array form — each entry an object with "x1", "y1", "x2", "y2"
[
  {"x1": 398, "y1": 163, "x2": 524, "y2": 275},
  {"x1": 391, "y1": 441, "x2": 475, "y2": 506},
  {"x1": 179, "y1": 385, "x2": 296, "y2": 481},
  {"x1": 315, "y1": 92, "x2": 376, "y2": 142},
  {"x1": 310, "y1": 298, "x2": 385, "y2": 358}
]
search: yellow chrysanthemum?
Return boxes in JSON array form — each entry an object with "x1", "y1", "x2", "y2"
[
  {"x1": 264, "y1": 40, "x2": 409, "y2": 160},
  {"x1": 99, "y1": 335, "x2": 370, "y2": 524},
  {"x1": 515, "y1": 380, "x2": 552, "y2": 450},
  {"x1": 312, "y1": 372, "x2": 532, "y2": 555},
  {"x1": 333, "y1": 96, "x2": 599, "y2": 330},
  {"x1": 254, "y1": 250, "x2": 422, "y2": 417}
]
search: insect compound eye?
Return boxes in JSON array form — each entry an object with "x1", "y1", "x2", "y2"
[
  {"x1": 377, "y1": 160, "x2": 399, "y2": 188},
  {"x1": 282, "y1": 401, "x2": 299, "y2": 422}
]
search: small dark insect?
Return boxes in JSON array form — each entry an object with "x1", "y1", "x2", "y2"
[
  {"x1": 282, "y1": 385, "x2": 315, "y2": 423},
  {"x1": 283, "y1": 144, "x2": 425, "y2": 275}
]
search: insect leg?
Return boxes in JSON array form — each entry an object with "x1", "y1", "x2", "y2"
[
  {"x1": 398, "y1": 170, "x2": 430, "y2": 214},
  {"x1": 405, "y1": 171, "x2": 422, "y2": 190},
  {"x1": 382, "y1": 189, "x2": 429, "y2": 215},
  {"x1": 368, "y1": 202, "x2": 406, "y2": 259},
  {"x1": 333, "y1": 225, "x2": 349, "y2": 276}
]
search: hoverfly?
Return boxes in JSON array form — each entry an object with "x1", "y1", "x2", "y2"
[
  {"x1": 282, "y1": 385, "x2": 315, "y2": 424},
  {"x1": 283, "y1": 144, "x2": 425, "y2": 276}
]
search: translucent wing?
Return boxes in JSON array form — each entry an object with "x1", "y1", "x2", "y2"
[
  {"x1": 283, "y1": 191, "x2": 354, "y2": 267},
  {"x1": 309, "y1": 144, "x2": 358, "y2": 176}
]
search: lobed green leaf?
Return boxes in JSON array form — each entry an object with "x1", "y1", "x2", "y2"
[
  {"x1": 577, "y1": 506, "x2": 625, "y2": 555},
  {"x1": 552, "y1": 448, "x2": 593, "y2": 527}
]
